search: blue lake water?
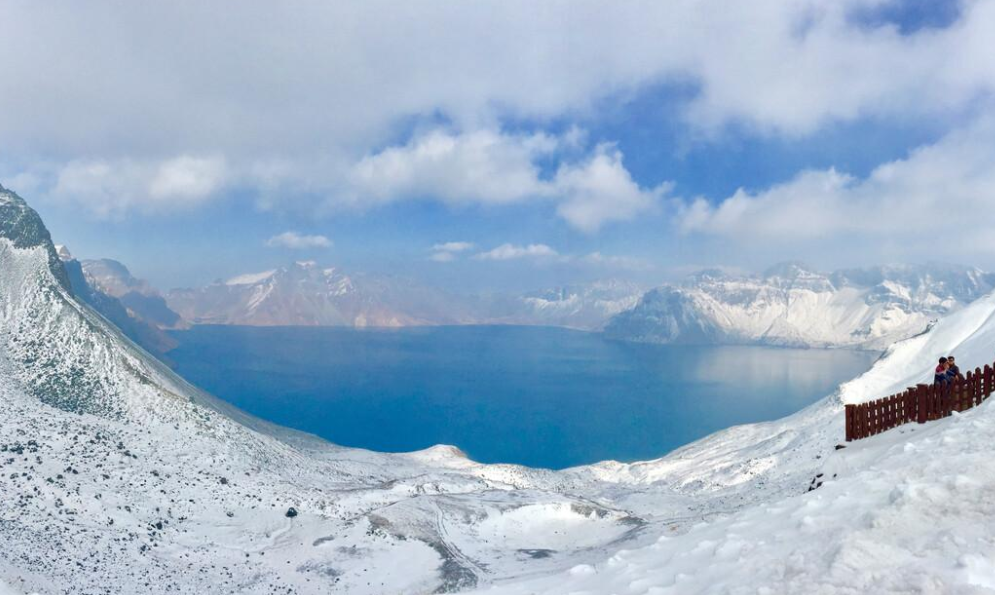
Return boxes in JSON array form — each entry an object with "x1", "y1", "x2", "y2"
[{"x1": 167, "y1": 325, "x2": 879, "y2": 470}]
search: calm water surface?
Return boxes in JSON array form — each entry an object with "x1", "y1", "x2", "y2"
[{"x1": 168, "y1": 325, "x2": 879, "y2": 469}]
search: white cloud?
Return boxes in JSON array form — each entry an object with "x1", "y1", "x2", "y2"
[
  {"x1": 44, "y1": 155, "x2": 227, "y2": 218},
  {"x1": 429, "y1": 251, "x2": 458, "y2": 263},
  {"x1": 429, "y1": 241, "x2": 475, "y2": 262},
  {"x1": 432, "y1": 241, "x2": 475, "y2": 253},
  {"x1": 265, "y1": 231, "x2": 332, "y2": 250},
  {"x1": 349, "y1": 130, "x2": 554, "y2": 206},
  {"x1": 2, "y1": 0, "x2": 994, "y2": 217},
  {"x1": 3, "y1": 1, "x2": 994, "y2": 150},
  {"x1": 474, "y1": 243, "x2": 559, "y2": 261},
  {"x1": 345, "y1": 130, "x2": 665, "y2": 231},
  {"x1": 148, "y1": 156, "x2": 227, "y2": 200},
  {"x1": 552, "y1": 145, "x2": 669, "y2": 233},
  {"x1": 677, "y1": 117, "x2": 995, "y2": 258}
]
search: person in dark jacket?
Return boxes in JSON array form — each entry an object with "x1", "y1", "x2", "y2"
[
  {"x1": 935, "y1": 357, "x2": 950, "y2": 385},
  {"x1": 947, "y1": 355, "x2": 964, "y2": 382}
]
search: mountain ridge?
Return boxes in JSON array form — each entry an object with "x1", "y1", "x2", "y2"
[
  {"x1": 165, "y1": 262, "x2": 643, "y2": 331},
  {"x1": 606, "y1": 262, "x2": 995, "y2": 349}
]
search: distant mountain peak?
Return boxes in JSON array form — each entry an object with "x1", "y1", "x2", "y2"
[
  {"x1": 225, "y1": 269, "x2": 277, "y2": 286},
  {"x1": 56, "y1": 244, "x2": 74, "y2": 261},
  {"x1": 762, "y1": 261, "x2": 819, "y2": 279}
]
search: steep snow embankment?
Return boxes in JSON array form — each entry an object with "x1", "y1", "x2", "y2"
[{"x1": 477, "y1": 290, "x2": 995, "y2": 594}]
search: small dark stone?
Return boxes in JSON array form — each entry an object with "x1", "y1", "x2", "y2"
[
  {"x1": 285, "y1": 507, "x2": 298, "y2": 518},
  {"x1": 834, "y1": 444, "x2": 846, "y2": 450}
]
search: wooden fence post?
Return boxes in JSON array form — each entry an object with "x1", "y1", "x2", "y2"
[
  {"x1": 917, "y1": 384, "x2": 929, "y2": 424},
  {"x1": 975, "y1": 368, "x2": 983, "y2": 407}
]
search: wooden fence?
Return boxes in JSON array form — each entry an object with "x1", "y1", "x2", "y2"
[{"x1": 845, "y1": 360, "x2": 995, "y2": 442}]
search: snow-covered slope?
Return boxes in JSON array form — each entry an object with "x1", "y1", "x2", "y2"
[
  {"x1": 606, "y1": 262, "x2": 995, "y2": 350},
  {"x1": 57, "y1": 248, "x2": 179, "y2": 362},
  {"x1": 477, "y1": 286, "x2": 995, "y2": 595},
  {"x1": 6, "y1": 182, "x2": 995, "y2": 594}
]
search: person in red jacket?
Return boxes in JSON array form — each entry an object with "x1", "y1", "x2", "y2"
[{"x1": 935, "y1": 357, "x2": 950, "y2": 385}]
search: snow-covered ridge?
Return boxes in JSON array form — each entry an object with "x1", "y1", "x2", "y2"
[{"x1": 606, "y1": 262, "x2": 995, "y2": 349}]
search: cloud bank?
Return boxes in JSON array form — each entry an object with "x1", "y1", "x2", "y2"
[
  {"x1": 677, "y1": 117, "x2": 995, "y2": 258},
  {"x1": 3, "y1": 1, "x2": 994, "y2": 224}
]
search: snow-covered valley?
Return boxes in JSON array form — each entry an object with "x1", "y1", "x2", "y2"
[{"x1": 5, "y1": 184, "x2": 995, "y2": 594}]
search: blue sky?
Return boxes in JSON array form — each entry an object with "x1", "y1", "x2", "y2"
[{"x1": 2, "y1": 0, "x2": 992, "y2": 293}]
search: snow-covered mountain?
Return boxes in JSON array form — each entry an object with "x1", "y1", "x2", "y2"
[
  {"x1": 605, "y1": 262, "x2": 995, "y2": 349},
  {"x1": 166, "y1": 263, "x2": 643, "y2": 330},
  {"x1": 7, "y1": 183, "x2": 995, "y2": 594},
  {"x1": 166, "y1": 261, "x2": 477, "y2": 327},
  {"x1": 471, "y1": 280, "x2": 644, "y2": 330}
]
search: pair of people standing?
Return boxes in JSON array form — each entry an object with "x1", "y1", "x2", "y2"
[{"x1": 934, "y1": 356, "x2": 964, "y2": 385}]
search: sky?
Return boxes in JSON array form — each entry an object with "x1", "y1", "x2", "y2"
[{"x1": 1, "y1": 0, "x2": 992, "y2": 293}]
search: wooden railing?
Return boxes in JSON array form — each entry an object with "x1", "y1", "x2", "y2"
[{"x1": 845, "y1": 360, "x2": 995, "y2": 441}]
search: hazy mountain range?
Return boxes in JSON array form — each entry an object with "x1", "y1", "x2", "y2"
[{"x1": 58, "y1": 248, "x2": 995, "y2": 359}]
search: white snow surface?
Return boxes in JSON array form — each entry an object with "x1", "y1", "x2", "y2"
[{"x1": 6, "y1": 189, "x2": 995, "y2": 593}]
